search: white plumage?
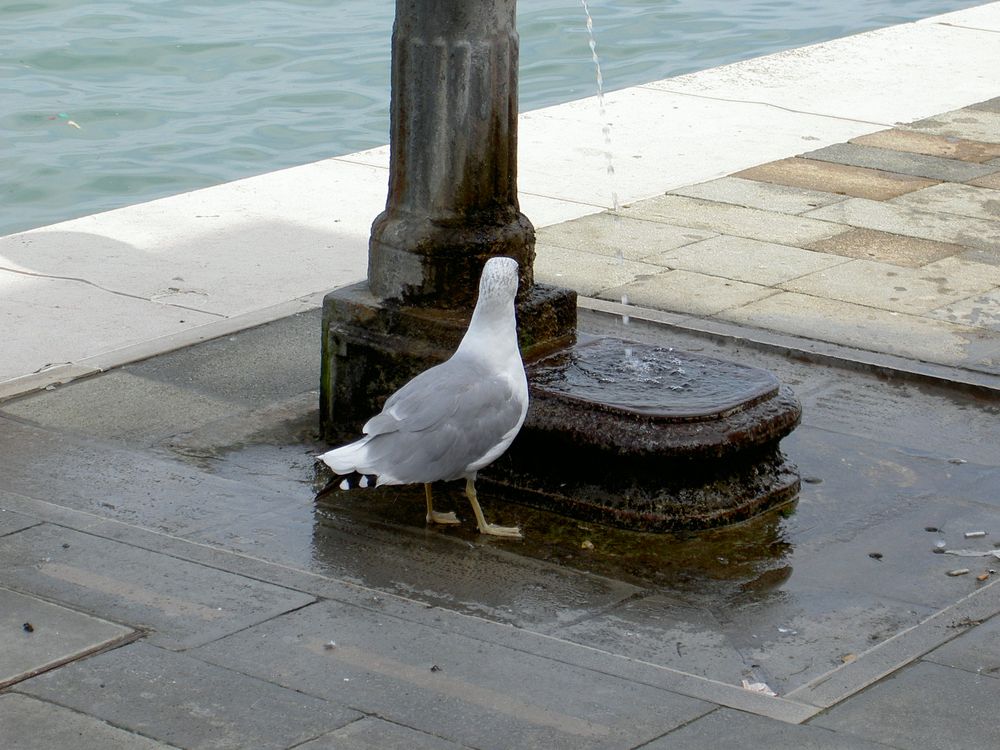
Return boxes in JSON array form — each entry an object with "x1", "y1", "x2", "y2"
[{"x1": 318, "y1": 256, "x2": 528, "y2": 537}]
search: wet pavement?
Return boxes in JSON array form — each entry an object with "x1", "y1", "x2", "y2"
[{"x1": 1, "y1": 295, "x2": 999, "y2": 747}]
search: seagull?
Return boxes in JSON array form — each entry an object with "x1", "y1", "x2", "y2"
[{"x1": 318, "y1": 256, "x2": 528, "y2": 538}]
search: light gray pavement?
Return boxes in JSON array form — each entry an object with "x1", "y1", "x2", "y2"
[
  {"x1": 535, "y1": 99, "x2": 1000, "y2": 386},
  {"x1": 3, "y1": 6, "x2": 1000, "y2": 749}
]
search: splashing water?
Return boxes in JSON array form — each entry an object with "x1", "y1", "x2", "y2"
[{"x1": 620, "y1": 293, "x2": 635, "y2": 362}]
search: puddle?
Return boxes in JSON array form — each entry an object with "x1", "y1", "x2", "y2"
[{"x1": 177, "y1": 374, "x2": 1000, "y2": 695}]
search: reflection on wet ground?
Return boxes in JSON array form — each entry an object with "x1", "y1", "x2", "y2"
[
  {"x1": 1, "y1": 309, "x2": 997, "y2": 695},
  {"x1": 188, "y1": 399, "x2": 997, "y2": 693}
]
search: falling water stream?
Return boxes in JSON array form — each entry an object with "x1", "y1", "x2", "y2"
[
  {"x1": 580, "y1": 0, "x2": 620, "y2": 221},
  {"x1": 581, "y1": 1, "x2": 635, "y2": 363}
]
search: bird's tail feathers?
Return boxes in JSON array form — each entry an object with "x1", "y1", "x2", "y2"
[{"x1": 317, "y1": 437, "x2": 374, "y2": 475}]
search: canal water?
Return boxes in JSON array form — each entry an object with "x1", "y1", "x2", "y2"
[{"x1": 1, "y1": 0, "x2": 984, "y2": 236}]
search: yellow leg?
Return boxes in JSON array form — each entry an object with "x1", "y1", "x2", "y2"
[
  {"x1": 425, "y1": 483, "x2": 459, "y2": 525},
  {"x1": 465, "y1": 478, "x2": 521, "y2": 538}
]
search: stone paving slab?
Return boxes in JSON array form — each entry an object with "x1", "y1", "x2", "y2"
[
  {"x1": 784, "y1": 496, "x2": 1000, "y2": 613},
  {"x1": 810, "y1": 660, "x2": 1000, "y2": 750},
  {"x1": 536, "y1": 213, "x2": 715, "y2": 261},
  {"x1": 802, "y1": 142, "x2": 999, "y2": 182},
  {"x1": 804, "y1": 197, "x2": 1000, "y2": 251},
  {"x1": 927, "y1": 288, "x2": 1000, "y2": 331},
  {"x1": 542, "y1": 587, "x2": 931, "y2": 696},
  {"x1": 0, "y1": 415, "x2": 302, "y2": 536},
  {"x1": 0, "y1": 507, "x2": 41, "y2": 537},
  {"x1": 909, "y1": 107, "x2": 1000, "y2": 143},
  {"x1": 970, "y1": 96, "x2": 1000, "y2": 113},
  {"x1": 718, "y1": 293, "x2": 983, "y2": 371},
  {"x1": 780, "y1": 257, "x2": 996, "y2": 315},
  {"x1": 0, "y1": 484, "x2": 820, "y2": 726},
  {"x1": 532, "y1": 243, "x2": 666, "y2": 297},
  {"x1": 889, "y1": 181, "x2": 1000, "y2": 221},
  {"x1": 667, "y1": 177, "x2": 846, "y2": 215},
  {"x1": 0, "y1": 524, "x2": 316, "y2": 649},
  {"x1": 924, "y1": 612, "x2": 1000, "y2": 677},
  {"x1": 921, "y1": 253, "x2": 1000, "y2": 290},
  {"x1": 517, "y1": 85, "x2": 873, "y2": 208},
  {"x1": 194, "y1": 598, "x2": 716, "y2": 750},
  {"x1": 646, "y1": 235, "x2": 848, "y2": 286},
  {"x1": 296, "y1": 717, "x2": 474, "y2": 750},
  {"x1": 539, "y1": 593, "x2": 746, "y2": 685},
  {"x1": 733, "y1": 157, "x2": 937, "y2": 200},
  {"x1": 621, "y1": 194, "x2": 848, "y2": 246},
  {"x1": 0, "y1": 270, "x2": 220, "y2": 384},
  {"x1": 645, "y1": 19, "x2": 1000, "y2": 124},
  {"x1": 0, "y1": 693, "x2": 177, "y2": 749},
  {"x1": 0, "y1": 587, "x2": 133, "y2": 689},
  {"x1": 851, "y1": 127, "x2": 1000, "y2": 163},
  {"x1": 118, "y1": 307, "x2": 320, "y2": 404},
  {"x1": 968, "y1": 171, "x2": 1000, "y2": 189},
  {"x1": 601, "y1": 269, "x2": 777, "y2": 316},
  {"x1": 0, "y1": 310, "x2": 320, "y2": 446},
  {"x1": 786, "y1": 379, "x2": 1000, "y2": 468},
  {"x1": 805, "y1": 227, "x2": 966, "y2": 268},
  {"x1": 640, "y1": 707, "x2": 890, "y2": 749},
  {"x1": 0, "y1": 158, "x2": 377, "y2": 318},
  {"x1": 16, "y1": 641, "x2": 360, "y2": 750},
  {"x1": 2, "y1": 372, "x2": 243, "y2": 445},
  {"x1": 190, "y1": 493, "x2": 646, "y2": 631}
]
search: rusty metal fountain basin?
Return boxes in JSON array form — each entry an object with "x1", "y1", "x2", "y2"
[{"x1": 483, "y1": 335, "x2": 802, "y2": 532}]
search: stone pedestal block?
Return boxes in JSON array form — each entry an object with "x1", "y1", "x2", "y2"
[
  {"x1": 320, "y1": 281, "x2": 577, "y2": 441},
  {"x1": 482, "y1": 337, "x2": 802, "y2": 531}
]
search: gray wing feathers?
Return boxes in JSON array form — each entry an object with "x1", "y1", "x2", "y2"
[{"x1": 356, "y1": 357, "x2": 524, "y2": 484}]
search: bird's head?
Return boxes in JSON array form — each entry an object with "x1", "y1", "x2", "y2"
[{"x1": 477, "y1": 256, "x2": 519, "y2": 307}]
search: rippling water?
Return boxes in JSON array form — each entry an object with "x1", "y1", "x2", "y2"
[{"x1": 0, "y1": 0, "x2": 984, "y2": 236}]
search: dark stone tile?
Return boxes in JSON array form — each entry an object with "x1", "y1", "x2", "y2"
[
  {"x1": 812, "y1": 661, "x2": 1000, "y2": 750},
  {"x1": 643, "y1": 707, "x2": 891, "y2": 749},
  {"x1": 0, "y1": 525, "x2": 314, "y2": 649},
  {"x1": 925, "y1": 612, "x2": 1000, "y2": 678},
  {"x1": 298, "y1": 717, "x2": 474, "y2": 750},
  {"x1": 17, "y1": 642, "x2": 358, "y2": 750},
  {"x1": 190, "y1": 482, "x2": 644, "y2": 631},
  {"x1": 195, "y1": 599, "x2": 714, "y2": 750},
  {"x1": 124, "y1": 309, "x2": 320, "y2": 404},
  {"x1": 0, "y1": 417, "x2": 295, "y2": 536},
  {"x1": 0, "y1": 507, "x2": 40, "y2": 536},
  {"x1": 543, "y1": 593, "x2": 747, "y2": 686},
  {"x1": 1, "y1": 587, "x2": 132, "y2": 688},
  {"x1": 0, "y1": 693, "x2": 176, "y2": 749}
]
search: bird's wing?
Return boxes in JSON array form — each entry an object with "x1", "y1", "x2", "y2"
[
  {"x1": 364, "y1": 357, "x2": 497, "y2": 435},
  {"x1": 359, "y1": 357, "x2": 526, "y2": 484}
]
